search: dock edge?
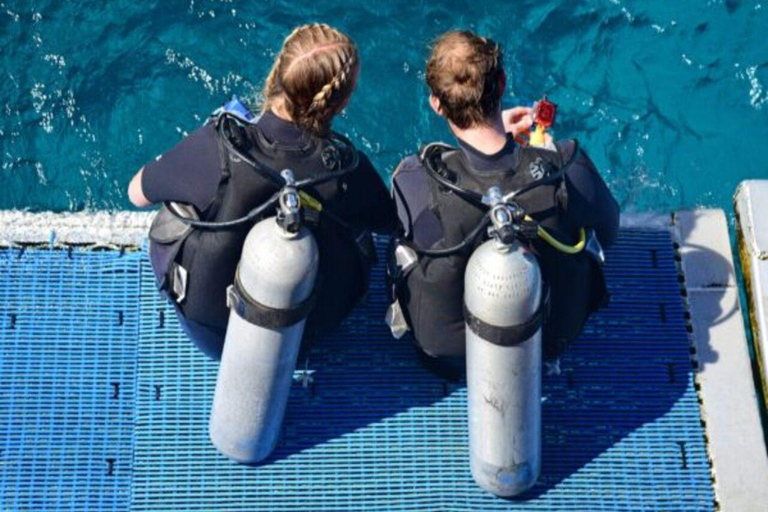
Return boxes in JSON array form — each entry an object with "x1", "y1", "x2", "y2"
[
  {"x1": 673, "y1": 209, "x2": 768, "y2": 512},
  {"x1": 734, "y1": 181, "x2": 768, "y2": 410},
  {"x1": 0, "y1": 210, "x2": 154, "y2": 248}
]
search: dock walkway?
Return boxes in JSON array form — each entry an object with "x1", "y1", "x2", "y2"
[{"x1": 1, "y1": 210, "x2": 765, "y2": 511}]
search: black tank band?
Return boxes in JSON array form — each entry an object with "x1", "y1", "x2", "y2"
[
  {"x1": 463, "y1": 286, "x2": 550, "y2": 347},
  {"x1": 227, "y1": 275, "x2": 318, "y2": 329}
]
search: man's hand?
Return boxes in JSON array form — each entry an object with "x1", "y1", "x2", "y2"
[{"x1": 502, "y1": 106, "x2": 533, "y2": 137}]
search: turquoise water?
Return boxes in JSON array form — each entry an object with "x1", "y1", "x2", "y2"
[{"x1": 1, "y1": 0, "x2": 767, "y2": 213}]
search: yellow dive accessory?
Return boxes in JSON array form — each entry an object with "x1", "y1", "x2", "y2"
[
  {"x1": 529, "y1": 124, "x2": 547, "y2": 147},
  {"x1": 524, "y1": 214, "x2": 586, "y2": 254},
  {"x1": 529, "y1": 95, "x2": 557, "y2": 148},
  {"x1": 299, "y1": 191, "x2": 323, "y2": 212}
]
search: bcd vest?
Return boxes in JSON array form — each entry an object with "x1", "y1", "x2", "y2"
[
  {"x1": 389, "y1": 141, "x2": 607, "y2": 360},
  {"x1": 148, "y1": 115, "x2": 374, "y2": 335}
]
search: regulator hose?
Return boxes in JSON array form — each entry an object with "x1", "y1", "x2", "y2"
[
  {"x1": 409, "y1": 215, "x2": 492, "y2": 257},
  {"x1": 420, "y1": 145, "x2": 587, "y2": 255},
  {"x1": 526, "y1": 216, "x2": 586, "y2": 254},
  {"x1": 165, "y1": 191, "x2": 281, "y2": 229},
  {"x1": 165, "y1": 113, "x2": 360, "y2": 230},
  {"x1": 415, "y1": 168, "x2": 586, "y2": 255},
  {"x1": 217, "y1": 113, "x2": 360, "y2": 188}
]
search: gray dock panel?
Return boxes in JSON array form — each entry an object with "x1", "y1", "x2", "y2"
[{"x1": 675, "y1": 209, "x2": 768, "y2": 512}]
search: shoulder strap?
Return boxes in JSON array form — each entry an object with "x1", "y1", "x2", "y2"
[
  {"x1": 216, "y1": 113, "x2": 284, "y2": 187},
  {"x1": 420, "y1": 143, "x2": 485, "y2": 207},
  {"x1": 503, "y1": 140, "x2": 580, "y2": 202},
  {"x1": 201, "y1": 130, "x2": 233, "y2": 220},
  {"x1": 391, "y1": 177, "x2": 414, "y2": 238}
]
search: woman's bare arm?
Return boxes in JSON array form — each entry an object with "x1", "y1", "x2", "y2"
[{"x1": 127, "y1": 167, "x2": 152, "y2": 207}]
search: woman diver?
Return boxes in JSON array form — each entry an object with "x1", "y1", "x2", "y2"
[{"x1": 128, "y1": 24, "x2": 395, "y2": 359}]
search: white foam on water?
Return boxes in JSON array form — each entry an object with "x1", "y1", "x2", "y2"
[
  {"x1": 4, "y1": 8, "x2": 20, "y2": 22},
  {"x1": 735, "y1": 62, "x2": 767, "y2": 110},
  {"x1": 34, "y1": 162, "x2": 47, "y2": 185},
  {"x1": 43, "y1": 54, "x2": 66, "y2": 68},
  {"x1": 164, "y1": 48, "x2": 253, "y2": 96},
  {"x1": 746, "y1": 65, "x2": 767, "y2": 109},
  {"x1": 30, "y1": 82, "x2": 54, "y2": 133}
]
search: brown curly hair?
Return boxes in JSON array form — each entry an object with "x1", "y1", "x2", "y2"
[
  {"x1": 426, "y1": 31, "x2": 504, "y2": 129},
  {"x1": 262, "y1": 24, "x2": 359, "y2": 136}
]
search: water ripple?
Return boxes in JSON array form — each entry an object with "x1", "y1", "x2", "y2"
[{"x1": 0, "y1": 0, "x2": 766, "y2": 212}]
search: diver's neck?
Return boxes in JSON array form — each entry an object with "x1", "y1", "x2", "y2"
[
  {"x1": 270, "y1": 101, "x2": 294, "y2": 123},
  {"x1": 450, "y1": 113, "x2": 507, "y2": 155},
  {"x1": 269, "y1": 98, "x2": 332, "y2": 136}
]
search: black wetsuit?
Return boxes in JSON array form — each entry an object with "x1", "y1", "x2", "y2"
[
  {"x1": 391, "y1": 135, "x2": 619, "y2": 367},
  {"x1": 143, "y1": 111, "x2": 396, "y2": 358}
]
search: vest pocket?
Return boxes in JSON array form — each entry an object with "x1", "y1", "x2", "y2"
[{"x1": 148, "y1": 205, "x2": 197, "y2": 301}]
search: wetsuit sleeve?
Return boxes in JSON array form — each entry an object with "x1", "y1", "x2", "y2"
[
  {"x1": 140, "y1": 124, "x2": 223, "y2": 211},
  {"x1": 564, "y1": 148, "x2": 620, "y2": 248},
  {"x1": 391, "y1": 156, "x2": 425, "y2": 238},
  {"x1": 348, "y1": 152, "x2": 397, "y2": 234},
  {"x1": 392, "y1": 156, "x2": 444, "y2": 249}
]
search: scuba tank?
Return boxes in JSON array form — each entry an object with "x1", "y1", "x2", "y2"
[
  {"x1": 464, "y1": 187, "x2": 546, "y2": 496},
  {"x1": 209, "y1": 170, "x2": 319, "y2": 463}
]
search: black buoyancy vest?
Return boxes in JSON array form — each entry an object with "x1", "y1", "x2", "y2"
[
  {"x1": 396, "y1": 141, "x2": 606, "y2": 360},
  {"x1": 149, "y1": 116, "x2": 368, "y2": 334}
]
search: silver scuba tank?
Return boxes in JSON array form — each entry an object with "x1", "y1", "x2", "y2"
[
  {"x1": 464, "y1": 188, "x2": 544, "y2": 496},
  {"x1": 209, "y1": 171, "x2": 319, "y2": 463}
]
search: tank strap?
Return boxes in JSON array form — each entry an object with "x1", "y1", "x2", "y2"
[
  {"x1": 463, "y1": 285, "x2": 551, "y2": 347},
  {"x1": 227, "y1": 273, "x2": 319, "y2": 329}
]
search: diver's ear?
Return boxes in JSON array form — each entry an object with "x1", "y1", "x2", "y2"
[{"x1": 429, "y1": 94, "x2": 443, "y2": 117}]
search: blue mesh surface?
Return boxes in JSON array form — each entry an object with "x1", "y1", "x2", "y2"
[
  {"x1": 130, "y1": 230, "x2": 715, "y2": 511},
  {"x1": 0, "y1": 247, "x2": 140, "y2": 512},
  {"x1": 0, "y1": 230, "x2": 715, "y2": 511}
]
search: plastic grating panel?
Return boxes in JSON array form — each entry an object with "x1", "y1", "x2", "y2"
[
  {"x1": 0, "y1": 248, "x2": 141, "y2": 512},
  {"x1": 131, "y1": 229, "x2": 715, "y2": 511}
]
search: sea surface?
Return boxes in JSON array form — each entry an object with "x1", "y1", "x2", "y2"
[{"x1": 1, "y1": 0, "x2": 767, "y2": 213}]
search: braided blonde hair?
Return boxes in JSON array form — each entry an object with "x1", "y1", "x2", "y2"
[{"x1": 262, "y1": 24, "x2": 359, "y2": 135}]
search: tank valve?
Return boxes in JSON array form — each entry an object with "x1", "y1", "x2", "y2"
[
  {"x1": 277, "y1": 169, "x2": 302, "y2": 234},
  {"x1": 484, "y1": 187, "x2": 521, "y2": 248}
]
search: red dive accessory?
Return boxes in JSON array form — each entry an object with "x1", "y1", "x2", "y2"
[{"x1": 533, "y1": 95, "x2": 557, "y2": 129}]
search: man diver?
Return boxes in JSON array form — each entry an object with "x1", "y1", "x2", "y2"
[
  {"x1": 388, "y1": 30, "x2": 620, "y2": 378},
  {"x1": 128, "y1": 24, "x2": 395, "y2": 359}
]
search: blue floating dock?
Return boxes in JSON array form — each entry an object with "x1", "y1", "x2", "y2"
[{"x1": 1, "y1": 218, "x2": 719, "y2": 511}]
